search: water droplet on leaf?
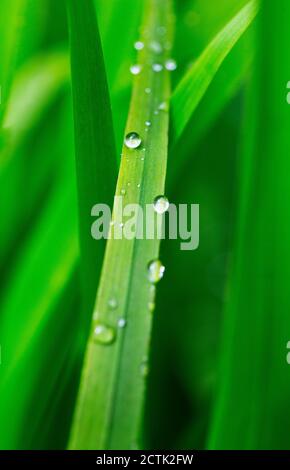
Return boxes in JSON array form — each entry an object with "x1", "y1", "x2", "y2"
[
  {"x1": 165, "y1": 59, "x2": 177, "y2": 71},
  {"x1": 149, "y1": 40, "x2": 162, "y2": 54},
  {"x1": 93, "y1": 324, "x2": 115, "y2": 345},
  {"x1": 130, "y1": 64, "x2": 142, "y2": 75},
  {"x1": 108, "y1": 298, "x2": 118, "y2": 309},
  {"x1": 153, "y1": 195, "x2": 169, "y2": 214},
  {"x1": 152, "y1": 63, "x2": 163, "y2": 72},
  {"x1": 134, "y1": 41, "x2": 144, "y2": 50},
  {"x1": 118, "y1": 318, "x2": 127, "y2": 329},
  {"x1": 147, "y1": 260, "x2": 165, "y2": 284},
  {"x1": 125, "y1": 132, "x2": 142, "y2": 149}
]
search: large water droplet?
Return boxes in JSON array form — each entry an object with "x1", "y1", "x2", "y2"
[
  {"x1": 152, "y1": 63, "x2": 163, "y2": 72},
  {"x1": 125, "y1": 132, "x2": 142, "y2": 149},
  {"x1": 153, "y1": 195, "x2": 169, "y2": 214},
  {"x1": 134, "y1": 41, "x2": 144, "y2": 51},
  {"x1": 130, "y1": 64, "x2": 142, "y2": 75},
  {"x1": 165, "y1": 59, "x2": 177, "y2": 71},
  {"x1": 93, "y1": 324, "x2": 115, "y2": 345},
  {"x1": 147, "y1": 259, "x2": 165, "y2": 284}
]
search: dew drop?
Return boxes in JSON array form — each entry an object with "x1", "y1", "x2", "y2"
[
  {"x1": 130, "y1": 64, "x2": 142, "y2": 75},
  {"x1": 117, "y1": 318, "x2": 127, "y2": 329},
  {"x1": 145, "y1": 120, "x2": 151, "y2": 127},
  {"x1": 157, "y1": 26, "x2": 166, "y2": 36},
  {"x1": 108, "y1": 298, "x2": 118, "y2": 309},
  {"x1": 148, "y1": 301, "x2": 155, "y2": 312},
  {"x1": 158, "y1": 101, "x2": 169, "y2": 112},
  {"x1": 125, "y1": 132, "x2": 142, "y2": 149},
  {"x1": 93, "y1": 324, "x2": 115, "y2": 345},
  {"x1": 149, "y1": 40, "x2": 162, "y2": 54},
  {"x1": 140, "y1": 359, "x2": 149, "y2": 377},
  {"x1": 121, "y1": 188, "x2": 126, "y2": 196},
  {"x1": 153, "y1": 195, "x2": 169, "y2": 214},
  {"x1": 147, "y1": 259, "x2": 165, "y2": 284},
  {"x1": 134, "y1": 41, "x2": 144, "y2": 50},
  {"x1": 165, "y1": 59, "x2": 177, "y2": 71},
  {"x1": 137, "y1": 183, "x2": 141, "y2": 188},
  {"x1": 145, "y1": 87, "x2": 151, "y2": 94},
  {"x1": 154, "y1": 110, "x2": 159, "y2": 116},
  {"x1": 152, "y1": 63, "x2": 163, "y2": 72}
]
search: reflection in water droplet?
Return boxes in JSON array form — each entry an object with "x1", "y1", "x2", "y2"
[
  {"x1": 134, "y1": 41, "x2": 144, "y2": 50},
  {"x1": 125, "y1": 132, "x2": 142, "y2": 149},
  {"x1": 108, "y1": 298, "x2": 118, "y2": 309},
  {"x1": 153, "y1": 195, "x2": 169, "y2": 214},
  {"x1": 130, "y1": 64, "x2": 142, "y2": 75},
  {"x1": 117, "y1": 318, "x2": 127, "y2": 329},
  {"x1": 93, "y1": 324, "x2": 115, "y2": 345},
  {"x1": 165, "y1": 59, "x2": 177, "y2": 71},
  {"x1": 152, "y1": 63, "x2": 163, "y2": 72},
  {"x1": 147, "y1": 260, "x2": 165, "y2": 284}
]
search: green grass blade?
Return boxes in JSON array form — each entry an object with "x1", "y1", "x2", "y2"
[
  {"x1": 0, "y1": 0, "x2": 41, "y2": 123},
  {"x1": 0, "y1": 180, "x2": 79, "y2": 449},
  {"x1": 171, "y1": 0, "x2": 257, "y2": 144},
  {"x1": 67, "y1": 0, "x2": 117, "y2": 317},
  {"x1": 69, "y1": 0, "x2": 174, "y2": 450},
  {"x1": 208, "y1": 0, "x2": 290, "y2": 450}
]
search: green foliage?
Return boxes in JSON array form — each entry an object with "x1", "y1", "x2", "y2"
[{"x1": 1, "y1": 0, "x2": 288, "y2": 452}]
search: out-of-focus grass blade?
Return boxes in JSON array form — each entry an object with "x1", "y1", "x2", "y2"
[
  {"x1": 69, "y1": 0, "x2": 174, "y2": 450},
  {"x1": 0, "y1": 0, "x2": 43, "y2": 122},
  {"x1": 171, "y1": 0, "x2": 257, "y2": 144},
  {"x1": 208, "y1": 0, "x2": 290, "y2": 450},
  {"x1": 167, "y1": 35, "x2": 253, "y2": 189},
  {"x1": 95, "y1": 0, "x2": 144, "y2": 154},
  {"x1": 0, "y1": 51, "x2": 70, "y2": 270},
  {"x1": 2, "y1": 50, "x2": 69, "y2": 161},
  {"x1": 0, "y1": 180, "x2": 79, "y2": 449},
  {"x1": 67, "y1": 0, "x2": 117, "y2": 318}
]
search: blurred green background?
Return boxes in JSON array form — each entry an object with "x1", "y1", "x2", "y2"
[{"x1": 1, "y1": 0, "x2": 290, "y2": 450}]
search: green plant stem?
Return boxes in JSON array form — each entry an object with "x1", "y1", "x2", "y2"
[{"x1": 69, "y1": 0, "x2": 174, "y2": 450}]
